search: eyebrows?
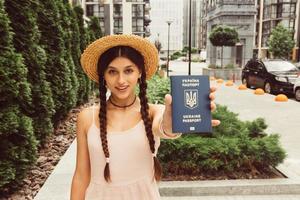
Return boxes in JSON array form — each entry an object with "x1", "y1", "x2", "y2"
[{"x1": 107, "y1": 65, "x2": 134, "y2": 70}]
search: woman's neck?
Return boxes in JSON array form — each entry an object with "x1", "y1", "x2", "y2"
[{"x1": 108, "y1": 94, "x2": 137, "y2": 109}]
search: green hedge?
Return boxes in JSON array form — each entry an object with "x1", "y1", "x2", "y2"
[
  {"x1": 0, "y1": 0, "x2": 37, "y2": 190},
  {"x1": 146, "y1": 75, "x2": 286, "y2": 176},
  {"x1": 0, "y1": 0, "x2": 94, "y2": 192}
]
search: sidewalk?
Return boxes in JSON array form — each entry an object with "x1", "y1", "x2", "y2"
[{"x1": 34, "y1": 79, "x2": 300, "y2": 200}]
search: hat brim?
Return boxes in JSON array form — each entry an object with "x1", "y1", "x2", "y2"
[{"x1": 80, "y1": 34, "x2": 159, "y2": 83}]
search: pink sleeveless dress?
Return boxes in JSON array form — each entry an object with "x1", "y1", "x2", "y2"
[{"x1": 85, "y1": 106, "x2": 161, "y2": 200}]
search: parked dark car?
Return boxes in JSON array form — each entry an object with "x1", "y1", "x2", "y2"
[{"x1": 241, "y1": 59, "x2": 299, "y2": 94}]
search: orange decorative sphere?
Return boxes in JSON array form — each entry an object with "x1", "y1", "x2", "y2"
[
  {"x1": 254, "y1": 88, "x2": 265, "y2": 95},
  {"x1": 275, "y1": 94, "x2": 288, "y2": 102},
  {"x1": 225, "y1": 81, "x2": 234, "y2": 86},
  {"x1": 217, "y1": 79, "x2": 224, "y2": 83},
  {"x1": 238, "y1": 84, "x2": 247, "y2": 90}
]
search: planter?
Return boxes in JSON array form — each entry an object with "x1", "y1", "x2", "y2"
[{"x1": 202, "y1": 67, "x2": 242, "y2": 80}]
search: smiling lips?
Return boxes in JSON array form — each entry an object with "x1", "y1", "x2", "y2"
[{"x1": 116, "y1": 86, "x2": 129, "y2": 92}]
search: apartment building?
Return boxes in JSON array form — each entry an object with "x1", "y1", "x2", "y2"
[
  {"x1": 205, "y1": 0, "x2": 257, "y2": 67},
  {"x1": 81, "y1": 0, "x2": 151, "y2": 37},
  {"x1": 256, "y1": 0, "x2": 300, "y2": 61}
]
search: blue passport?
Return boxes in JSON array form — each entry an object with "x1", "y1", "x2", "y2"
[{"x1": 170, "y1": 75, "x2": 212, "y2": 134}]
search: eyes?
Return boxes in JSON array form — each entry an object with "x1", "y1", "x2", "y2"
[{"x1": 107, "y1": 68, "x2": 134, "y2": 75}]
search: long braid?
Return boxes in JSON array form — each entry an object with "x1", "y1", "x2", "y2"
[
  {"x1": 98, "y1": 79, "x2": 111, "y2": 182},
  {"x1": 139, "y1": 72, "x2": 162, "y2": 182}
]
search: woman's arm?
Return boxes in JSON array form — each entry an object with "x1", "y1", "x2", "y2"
[
  {"x1": 70, "y1": 108, "x2": 91, "y2": 200},
  {"x1": 150, "y1": 98, "x2": 182, "y2": 139}
]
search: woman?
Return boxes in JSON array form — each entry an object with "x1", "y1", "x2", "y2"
[{"x1": 71, "y1": 34, "x2": 220, "y2": 200}]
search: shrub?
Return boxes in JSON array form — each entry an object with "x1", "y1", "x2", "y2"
[
  {"x1": 158, "y1": 106, "x2": 286, "y2": 176},
  {"x1": 0, "y1": 106, "x2": 37, "y2": 190},
  {"x1": 225, "y1": 63, "x2": 235, "y2": 69},
  {"x1": 208, "y1": 64, "x2": 221, "y2": 69},
  {"x1": 146, "y1": 75, "x2": 170, "y2": 104}
]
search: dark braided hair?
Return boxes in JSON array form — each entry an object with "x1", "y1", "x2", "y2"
[{"x1": 97, "y1": 46, "x2": 162, "y2": 183}]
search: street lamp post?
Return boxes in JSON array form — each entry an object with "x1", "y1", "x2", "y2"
[
  {"x1": 166, "y1": 20, "x2": 172, "y2": 77},
  {"x1": 188, "y1": 0, "x2": 192, "y2": 75}
]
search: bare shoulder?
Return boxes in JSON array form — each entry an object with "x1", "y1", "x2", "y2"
[{"x1": 76, "y1": 106, "x2": 95, "y2": 135}]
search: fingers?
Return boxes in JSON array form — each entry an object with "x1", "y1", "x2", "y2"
[
  {"x1": 164, "y1": 94, "x2": 172, "y2": 115},
  {"x1": 210, "y1": 102, "x2": 216, "y2": 111},
  {"x1": 164, "y1": 94, "x2": 172, "y2": 106},
  {"x1": 209, "y1": 93, "x2": 215, "y2": 101},
  {"x1": 210, "y1": 86, "x2": 217, "y2": 93},
  {"x1": 212, "y1": 119, "x2": 221, "y2": 127}
]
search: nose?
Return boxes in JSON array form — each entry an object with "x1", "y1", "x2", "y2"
[{"x1": 117, "y1": 73, "x2": 126, "y2": 85}]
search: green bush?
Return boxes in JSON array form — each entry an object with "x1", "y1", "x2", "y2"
[
  {"x1": 208, "y1": 64, "x2": 221, "y2": 69},
  {"x1": 158, "y1": 105, "x2": 286, "y2": 176},
  {"x1": 146, "y1": 75, "x2": 286, "y2": 177},
  {"x1": 146, "y1": 75, "x2": 170, "y2": 104},
  {"x1": 0, "y1": 106, "x2": 37, "y2": 189},
  {"x1": 173, "y1": 51, "x2": 181, "y2": 56},
  {"x1": 225, "y1": 63, "x2": 235, "y2": 69}
]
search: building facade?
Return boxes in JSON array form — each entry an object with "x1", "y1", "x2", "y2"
[
  {"x1": 183, "y1": 0, "x2": 201, "y2": 50},
  {"x1": 148, "y1": 0, "x2": 184, "y2": 54},
  {"x1": 206, "y1": 0, "x2": 257, "y2": 67},
  {"x1": 81, "y1": 0, "x2": 151, "y2": 37},
  {"x1": 199, "y1": 0, "x2": 208, "y2": 51},
  {"x1": 255, "y1": 0, "x2": 300, "y2": 61}
]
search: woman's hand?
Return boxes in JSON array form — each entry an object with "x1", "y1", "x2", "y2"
[
  {"x1": 209, "y1": 86, "x2": 221, "y2": 126},
  {"x1": 162, "y1": 86, "x2": 220, "y2": 133}
]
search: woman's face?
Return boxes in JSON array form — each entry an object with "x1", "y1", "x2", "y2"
[{"x1": 104, "y1": 57, "x2": 141, "y2": 100}]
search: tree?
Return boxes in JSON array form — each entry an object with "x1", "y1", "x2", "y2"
[
  {"x1": 73, "y1": 5, "x2": 89, "y2": 52},
  {"x1": 268, "y1": 23, "x2": 295, "y2": 59},
  {"x1": 73, "y1": 5, "x2": 92, "y2": 102},
  {"x1": 88, "y1": 16, "x2": 102, "y2": 42},
  {"x1": 37, "y1": 0, "x2": 75, "y2": 125},
  {"x1": 4, "y1": 0, "x2": 55, "y2": 143},
  {"x1": 64, "y1": 0, "x2": 87, "y2": 105},
  {"x1": 55, "y1": 0, "x2": 79, "y2": 108},
  {"x1": 209, "y1": 25, "x2": 239, "y2": 68},
  {"x1": 0, "y1": 0, "x2": 37, "y2": 189}
]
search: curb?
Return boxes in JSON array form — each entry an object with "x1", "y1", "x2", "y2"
[{"x1": 159, "y1": 178, "x2": 300, "y2": 196}]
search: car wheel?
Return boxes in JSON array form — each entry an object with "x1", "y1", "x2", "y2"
[
  {"x1": 264, "y1": 81, "x2": 273, "y2": 94},
  {"x1": 242, "y1": 77, "x2": 250, "y2": 88},
  {"x1": 295, "y1": 88, "x2": 300, "y2": 101}
]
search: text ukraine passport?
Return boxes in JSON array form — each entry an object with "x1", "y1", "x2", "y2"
[{"x1": 170, "y1": 75, "x2": 212, "y2": 134}]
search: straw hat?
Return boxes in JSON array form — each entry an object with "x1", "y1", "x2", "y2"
[{"x1": 80, "y1": 34, "x2": 159, "y2": 83}]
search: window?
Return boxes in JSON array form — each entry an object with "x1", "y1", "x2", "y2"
[
  {"x1": 114, "y1": 4, "x2": 122, "y2": 17},
  {"x1": 86, "y1": 5, "x2": 94, "y2": 17},
  {"x1": 132, "y1": 4, "x2": 144, "y2": 17}
]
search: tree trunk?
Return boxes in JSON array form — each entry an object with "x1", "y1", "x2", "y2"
[{"x1": 221, "y1": 46, "x2": 224, "y2": 68}]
